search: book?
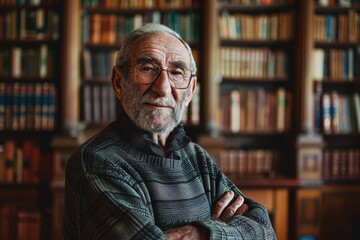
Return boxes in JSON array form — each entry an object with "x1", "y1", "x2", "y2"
[
  {"x1": 313, "y1": 49, "x2": 324, "y2": 80},
  {"x1": 0, "y1": 82, "x2": 5, "y2": 130},
  {"x1": 39, "y1": 44, "x2": 48, "y2": 78},
  {"x1": 22, "y1": 141, "x2": 32, "y2": 184},
  {"x1": 17, "y1": 210, "x2": 42, "y2": 240},
  {"x1": 322, "y1": 93, "x2": 332, "y2": 134},
  {"x1": 230, "y1": 89, "x2": 240, "y2": 132},
  {"x1": 30, "y1": 144, "x2": 40, "y2": 184},
  {"x1": 353, "y1": 93, "x2": 360, "y2": 132},
  {"x1": 0, "y1": 144, "x2": 4, "y2": 183},
  {"x1": 11, "y1": 47, "x2": 22, "y2": 78},
  {"x1": 330, "y1": 91, "x2": 340, "y2": 133},
  {"x1": 1, "y1": 206, "x2": 16, "y2": 240},
  {"x1": 18, "y1": 83, "x2": 27, "y2": 130},
  {"x1": 34, "y1": 83, "x2": 42, "y2": 130},
  {"x1": 276, "y1": 87, "x2": 286, "y2": 132},
  {"x1": 82, "y1": 49, "x2": 92, "y2": 79},
  {"x1": 4, "y1": 141, "x2": 16, "y2": 183},
  {"x1": 246, "y1": 89, "x2": 256, "y2": 132}
]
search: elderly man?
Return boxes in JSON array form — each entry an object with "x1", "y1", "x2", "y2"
[{"x1": 63, "y1": 23, "x2": 276, "y2": 240}]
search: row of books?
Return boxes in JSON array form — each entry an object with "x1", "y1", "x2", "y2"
[
  {"x1": 212, "y1": 149, "x2": 277, "y2": 178},
  {"x1": 0, "y1": 0, "x2": 59, "y2": 5},
  {"x1": 82, "y1": 0, "x2": 199, "y2": 8},
  {"x1": 223, "y1": 0, "x2": 294, "y2": 5},
  {"x1": 219, "y1": 11, "x2": 294, "y2": 40},
  {"x1": 0, "y1": 9, "x2": 59, "y2": 40},
  {"x1": 220, "y1": 47, "x2": 289, "y2": 79},
  {"x1": 312, "y1": 48, "x2": 359, "y2": 80},
  {"x1": 83, "y1": 11, "x2": 199, "y2": 44},
  {"x1": 1, "y1": 206, "x2": 43, "y2": 240},
  {"x1": 322, "y1": 149, "x2": 360, "y2": 180},
  {"x1": 321, "y1": 92, "x2": 360, "y2": 134},
  {"x1": 0, "y1": 45, "x2": 54, "y2": 78},
  {"x1": 82, "y1": 49, "x2": 117, "y2": 79},
  {"x1": 0, "y1": 140, "x2": 45, "y2": 184},
  {"x1": 316, "y1": 0, "x2": 357, "y2": 7},
  {"x1": 314, "y1": 12, "x2": 360, "y2": 43},
  {"x1": 82, "y1": 84, "x2": 117, "y2": 124},
  {"x1": 0, "y1": 82, "x2": 57, "y2": 131},
  {"x1": 219, "y1": 87, "x2": 290, "y2": 133}
]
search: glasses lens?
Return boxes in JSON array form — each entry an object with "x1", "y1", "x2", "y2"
[
  {"x1": 168, "y1": 67, "x2": 191, "y2": 89},
  {"x1": 135, "y1": 63, "x2": 160, "y2": 83}
]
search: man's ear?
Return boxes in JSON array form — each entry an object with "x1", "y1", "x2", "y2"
[
  {"x1": 185, "y1": 77, "x2": 197, "y2": 107},
  {"x1": 111, "y1": 66, "x2": 122, "y2": 101}
]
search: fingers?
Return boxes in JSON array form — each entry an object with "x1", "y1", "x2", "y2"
[
  {"x1": 235, "y1": 203, "x2": 249, "y2": 216},
  {"x1": 219, "y1": 195, "x2": 245, "y2": 221},
  {"x1": 211, "y1": 191, "x2": 235, "y2": 220},
  {"x1": 212, "y1": 191, "x2": 248, "y2": 221}
]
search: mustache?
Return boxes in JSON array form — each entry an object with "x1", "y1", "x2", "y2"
[{"x1": 140, "y1": 94, "x2": 176, "y2": 108}]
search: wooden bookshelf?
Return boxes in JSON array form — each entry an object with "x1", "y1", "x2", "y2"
[
  {"x1": 0, "y1": 1, "x2": 61, "y2": 239},
  {"x1": 200, "y1": 0, "x2": 297, "y2": 180},
  {"x1": 200, "y1": 0, "x2": 359, "y2": 239}
]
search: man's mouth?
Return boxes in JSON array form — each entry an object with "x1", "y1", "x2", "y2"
[{"x1": 144, "y1": 102, "x2": 172, "y2": 109}]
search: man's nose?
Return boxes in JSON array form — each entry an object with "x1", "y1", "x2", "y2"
[{"x1": 151, "y1": 69, "x2": 172, "y2": 96}]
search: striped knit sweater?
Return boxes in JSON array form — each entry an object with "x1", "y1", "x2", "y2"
[{"x1": 63, "y1": 115, "x2": 276, "y2": 240}]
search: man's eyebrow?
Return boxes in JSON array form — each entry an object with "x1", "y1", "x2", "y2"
[
  {"x1": 169, "y1": 60, "x2": 188, "y2": 69},
  {"x1": 136, "y1": 55, "x2": 157, "y2": 64}
]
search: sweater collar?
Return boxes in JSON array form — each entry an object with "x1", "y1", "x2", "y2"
[{"x1": 113, "y1": 110, "x2": 191, "y2": 159}]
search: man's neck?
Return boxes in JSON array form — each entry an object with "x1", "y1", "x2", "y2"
[{"x1": 149, "y1": 133, "x2": 170, "y2": 148}]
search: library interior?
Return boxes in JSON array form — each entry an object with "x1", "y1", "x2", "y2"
[{"x1": 1, "y1": 0, "x2": 360, "y2": 239}]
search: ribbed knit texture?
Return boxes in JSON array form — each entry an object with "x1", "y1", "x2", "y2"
[{"x1": 63, "y1": 119, "x2": 276, "y2": 240}]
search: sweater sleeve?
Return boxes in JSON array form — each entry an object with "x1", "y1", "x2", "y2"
[
  {"x1": 192, "y1": 148, "x2": 277, "y2": 240},
  {"x1": 63, "y1": 148, "x2": 165, "y2": 240}
]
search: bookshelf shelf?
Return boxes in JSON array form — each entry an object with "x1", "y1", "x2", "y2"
[
  {"x1": 218, "y1": 3, "x2": 294, "y2": 13},
  {"x1": 321, "y1": 81, "x2": 360, "y2": 93},
  {"x1": 314, "y1": 42, "x2": 360, "y2": 48},
  {"x1": 0, "y1": 77, "x2": 57, "y2": 82},
  {"x1": 222, "y1": 77, "x2": 291, "y2": 85},
  {"x1": 0, "y1": 4, "x2": 60, "y2": 9},
  {"x1": 323, "y1": 134, "x2": 360, "y2": 146},
  {"x1": 83, "y1": 6, "x2": 202, "y2": 13},
  {"x1": 0, "y1": 39, "x2": 59, "y2": 44},
  {"x1": 315, "y1": 5, "x2": 360, "y2": 13},
  {"x1": 199, "y1": 133, "x2": 293, "y2": 149},
  {"x1": 226, "y1": 175, "x2": 302, "y2": 188},
  {"x1": 220, "y1": 39, "x2": 293, "y2": 47}
]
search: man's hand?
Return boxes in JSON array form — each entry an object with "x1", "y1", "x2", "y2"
[
  {"x1": 164, "y1": 225, "x2": 209, "y2": 240},
  {"x1": 212, "y1": 191, "x2": 249, "y2": 221}
]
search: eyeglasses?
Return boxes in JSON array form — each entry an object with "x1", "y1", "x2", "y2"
[{"x1": 131, "y1": 63, "x2": 195, "y2": 89}]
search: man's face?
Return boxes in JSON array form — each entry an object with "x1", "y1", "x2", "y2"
[{"x1": 118, "y1": 33, "x2": 196, "y2": 134}]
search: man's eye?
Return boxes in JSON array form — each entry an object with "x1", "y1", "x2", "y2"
[
  {"x1": 170, "y1": 68, "x2": 185, "y2": 76},
  {"x1": 140, "y1": 65, "x2": 156, "y2": 72},
  {"x1": 141, "y1": 66, "x2": 155, "y2": 72},
  {"x1": 138, "y1": 63, "x2": 159, "y2": 73}
]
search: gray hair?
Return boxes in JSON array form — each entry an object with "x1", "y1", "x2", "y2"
[{"x1": 115, "y1": 23, "x2": 197, "y2": 78}]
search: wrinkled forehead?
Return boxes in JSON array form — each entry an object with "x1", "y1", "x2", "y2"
[{"x1": 128, "y1": 32, "x2": 191, "y2": 66}]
